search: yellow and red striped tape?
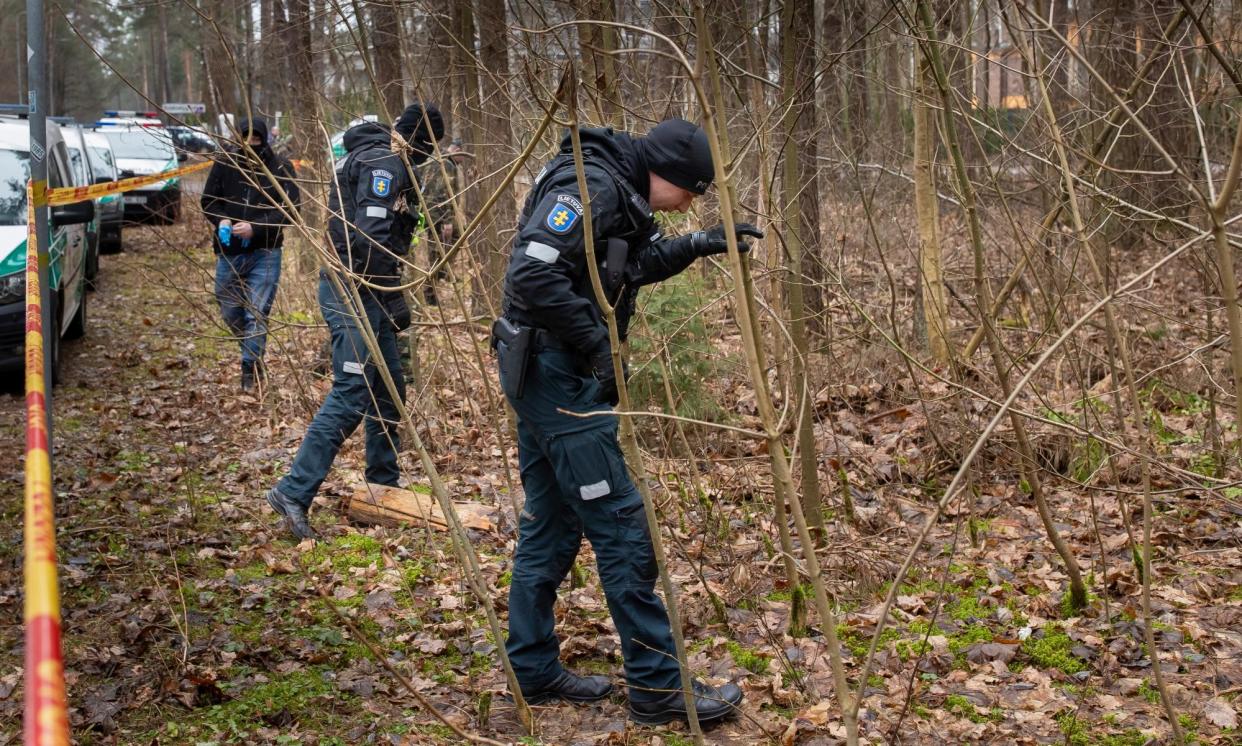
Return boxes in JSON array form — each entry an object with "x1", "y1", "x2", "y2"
[
  {"x1": 42, "y1": 160, "x2": 211, "y2": 207},
  {"x1": 24, "y1": 180, "x2": 70, "y2": 745}
]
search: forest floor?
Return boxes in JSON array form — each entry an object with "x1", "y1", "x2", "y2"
[{"x1": 1, "y1": 195, "x2": 1240, "y2": 745}]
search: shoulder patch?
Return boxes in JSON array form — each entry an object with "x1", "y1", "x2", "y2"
[
  {"x1": 545, "y1": 198, "x2": 580, "y2": 234},
  {"x1": 556, "y1": 194, "x2": 584, "y2": 212},
  {"x1": 371, "y1": 172, "x2": 393, "y2": 198}
]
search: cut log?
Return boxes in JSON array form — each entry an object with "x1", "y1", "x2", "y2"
[{"x1": 348, "y1": 484, "x2": 496, "y2": 532}]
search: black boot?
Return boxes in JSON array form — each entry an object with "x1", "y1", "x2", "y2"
[
  {"x1": 265, "y1": 487, "x2": 317, "y2": 540},
  {"x1": 629, "y1": 679, "x2": 743, "y2": 725},
  {"x1": 241, "y1": 360, "x2": 267, "y2": 393},
  {"x1": 241, "y1": 361, "x2": 256, "y2": 392},
  {"x1": 521, "y1": 671, "x2": 613, "y2": 705}
]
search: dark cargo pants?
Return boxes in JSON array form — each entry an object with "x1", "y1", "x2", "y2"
[
  {"x1": 497, "y1": 341, "x2": 681, "y2": 700},
  {"x1": 277, "y1": 276, "x2": 405, "y2": 508}
]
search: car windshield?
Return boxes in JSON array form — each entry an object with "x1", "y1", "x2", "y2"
[
  {"x1": 89, "y1": 146, "x2": 116, "y2": 179},
  {"x1": 0, "y1": 148, "x2": 30, "y2": 226},
  {"x1": 67, "y1": 145, "x2": 89, "y2": 186},
  {"x1": 102, "y1": 129, "x2": 175, "y2": 160}
]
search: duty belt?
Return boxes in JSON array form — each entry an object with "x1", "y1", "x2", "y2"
[{"x1": 494, "y1": 316, "x2": 568, "y2": 352}]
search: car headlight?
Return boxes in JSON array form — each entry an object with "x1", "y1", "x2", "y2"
[{"x1": 0, "y1": 273, "x2": 25, "y2": 305}]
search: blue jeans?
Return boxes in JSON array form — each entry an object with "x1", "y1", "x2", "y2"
[
  {"x1": 214, "y1": 249, "x2": 282, "y2": 364},
  {"x1": 498, "y1": 343, "x2": 681, "y2": 700},
  {"x1": 277, "y1": 277, "x2": 405, "y2": 508}
]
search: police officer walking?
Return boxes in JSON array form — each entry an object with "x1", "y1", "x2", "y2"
[
  {"x1": 201, "y1": 117, "x2": 300, "y2": 392},
  {"x1": 493, "y1": 119, "x2": 762, "y2": 723},
  {"x1": 265, "y1": 103, "x2": 444, "y2": 540}
]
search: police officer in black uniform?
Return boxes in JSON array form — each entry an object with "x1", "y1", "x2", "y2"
[
  {"x1": 493, "y1": 118, "x2": 762, "y2": 723},
  {"x1": 265, "y1": 103, "x2": 444, "y2": 540}
]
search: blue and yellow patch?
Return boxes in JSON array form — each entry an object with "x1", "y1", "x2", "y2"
[
  {"x1": 371, "y1": 174, "x2": 392, "y2": 197},
  {"x1": 545, "y1": 202, "x2": 579, "y2": 234}
]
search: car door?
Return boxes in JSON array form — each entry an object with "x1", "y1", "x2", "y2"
[
  {"x1": 48, "y1": 140, "x2": 83, "y2": 334},
  {"x1": 66, "y1": 133, "x2": 101, "y2": 252}
]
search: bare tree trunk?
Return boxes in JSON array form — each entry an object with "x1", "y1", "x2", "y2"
[
  {"x1": 287, "y1": 0, "x2": 324, "y2": 275},
  {"x1": 1136, "y1": 0, "x2": 1193, "y2": 216},
  {"x1": 203, "y1": 0, "x2": 240, "y2": 115},
  {"x1": 914, "y1": 48, "x2": 949, "y2": 362},
  {"x1": 781, "y1": 0, "x2": 827, "y2": 542},
  {"x1": 370, "y1": 0, "x2": 403, "y2": 120},
  {"x1": 742, "y1": 0, "x2": 802, "y2": 604},
  {"x1": 156, "y1": 2, "x2": 173, "y2": 106},
  {"x1": 455, "y1": 0, "x2": 488, "y2": 304},
  {"x1": 650, "y1": 0, "x2": 689, "y2": 118},
  {"x1": 474, "y1": 0, "x2": 514, "y2": 308},
  {"x1": 790, "y1": 0, "x2": 825, "y2": 332},
  {"x1": 419, "y1": 0, "x2": 456, "y2": 124},
  {"x1": 578, "y1": 0, "x2": 620, "y2": 127}
]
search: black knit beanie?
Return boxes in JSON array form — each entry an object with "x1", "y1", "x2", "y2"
[
  {"x1": 641, "y1": 118, "x2": 714, "y2": 195},
  {"x1": 395, "y1": 103, "x2": 445, "y2": 150}
]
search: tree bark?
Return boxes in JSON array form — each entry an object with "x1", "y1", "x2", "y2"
[
  {"x1": 791, "y1": 0, "x2": 825, "y2": 332},
  {"x1": 782, "y1": 0, "x2": 827, "y2": 539},
  {"x1": 203, "y1": 0, "x2": 240, "y2": 115},
  {"x1": 369, "y1": 0, "x2": 404, "y2": 119},
  {"x1": 914, "y1": 47, "x2": 949, "y2": 362},
  {"x1": 474, "y1": 0, "x2": 514, "y2": 307},
  {"x1": 578, "y1": 0, "x2": 620, "y2": 127}
]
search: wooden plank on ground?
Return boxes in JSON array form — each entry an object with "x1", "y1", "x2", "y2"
[{"x1": 348, "y1": 484, "x2": 496, "y2": 532}]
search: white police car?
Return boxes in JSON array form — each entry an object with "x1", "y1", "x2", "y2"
[
  {"x1": 96, "y1": 125, "x2": 184, "y2": 224},
  {"x1": 0, "y1": 114, "x2": 94, "y2": 381},
  {"x1": 82, "y1": 129, "x2": 124, "y2": 253},
  {"x1": 61, "y1": 123, "x2": 103, "y2": 288}
]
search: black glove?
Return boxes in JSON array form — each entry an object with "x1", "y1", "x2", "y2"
[
  {"x1": 589, "y1": 349, "x2": 627, "y2": 406},
  {"x1": 691, "y1": 222, "x2": 764, "y2": 256}
]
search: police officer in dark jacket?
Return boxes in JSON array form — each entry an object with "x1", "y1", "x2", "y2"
[
  {"x1": 201, "y1": 117, "x2": 300, "y2": 391},
  {"x1": 493, "y1": 119, "x2": 761, "y2": 723},
  {"x1": 265, "y1": 103, "x2": 444, "y2": 540}
]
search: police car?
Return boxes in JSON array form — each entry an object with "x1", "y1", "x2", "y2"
[
  {"x1": 96, "y1": 124, "x2": 184, "y2": 224},
  {"x1": 59, "y1": 123, "x2": 103, "y2": 288},
  {"x1": 82, "y1": 129, "x2": 124, "y2": 253},
  {"x1": 94, "y1": 110, "x2": 163, "y2": 128},
  {"x1": 0, "y1": 112, "x2": 94, "y2": 381}
]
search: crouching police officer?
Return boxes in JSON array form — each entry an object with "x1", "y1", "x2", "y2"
[
  {"x1": 493, "y1": 118, "x2": 762, "y2": 723},
  {"x1": 265, "y1": 103, "x2": 444, "y2": 539}
]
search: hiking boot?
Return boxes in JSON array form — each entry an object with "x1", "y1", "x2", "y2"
[
  {"x1": 629, "y1": 679, "x2": 743, "y2": 725},
  {"x1": 242, "y1": 360, "x2": 268, "y2": 393},
  {"x1": 521, "y1": 671, "x2": 613, "y2": 705},
  {"x1": 265, "y1": 486, "x2": 316, "y2": 540}
]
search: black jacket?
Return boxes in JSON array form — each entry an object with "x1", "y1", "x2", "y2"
[
  {"x1": 502, "y1": 127, "x2": 703, "y2": 354},
  {"x1": 327, "y1": 122, "x2": 421, "y2": 284},
  {"x1": 201, "y1": 119, "x2": 300, "y2": 255}
]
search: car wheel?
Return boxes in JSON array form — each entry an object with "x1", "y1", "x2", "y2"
[
  {"x1": 48, "y1": 294, "x2": 62, "y2": 386},
  {"x1": 86, "y1": 237, "x2": 100, "y2": 290},
  {"x1": 101, "y1": 228, "x2": 123, "y2": 254},
  {"x1": 65, "y1": 286, "x2": 87, "y2": 341}
]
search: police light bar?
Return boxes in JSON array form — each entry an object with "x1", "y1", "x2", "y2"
[
  {"x1": 104, "y1": 110, "x2": 161, "y2": 118},
  {"x1": 0, "y1": 103, "x2": 30, "y2": 117},
  {"x1": 49, "y1": 116, "x2": 75, "y2": 125}
]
